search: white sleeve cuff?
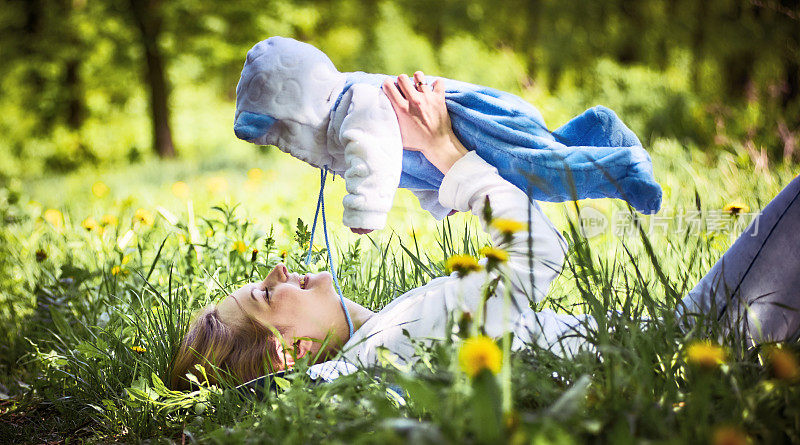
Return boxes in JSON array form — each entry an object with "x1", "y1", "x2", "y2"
[{"x1": 438, "y1": 151, "x2": 499, "y2": 211}]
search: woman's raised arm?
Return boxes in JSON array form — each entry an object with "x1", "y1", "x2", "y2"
[{"x1": 383, "y1": 72, "x2": 569, "y2": 304}]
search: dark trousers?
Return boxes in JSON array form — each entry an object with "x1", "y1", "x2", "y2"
[{"x1": 682, "y1": 174, "x2": 800, "y2": 343}]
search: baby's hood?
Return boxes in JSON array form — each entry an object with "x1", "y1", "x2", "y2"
[{"x1": 234, "y1": 36, "x2": 345, "y2": 144}]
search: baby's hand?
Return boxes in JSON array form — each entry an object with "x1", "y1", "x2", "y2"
[
  {"x1": 382, "y1": 71, "x2": 468, "y2": 174},
  {"x1": 350, "y1": 228, "x2": 374, "y2": 235}
]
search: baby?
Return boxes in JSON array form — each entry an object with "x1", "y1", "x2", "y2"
[{"x1": 234, "y1": 36, "x2": 662, "y2": 232}]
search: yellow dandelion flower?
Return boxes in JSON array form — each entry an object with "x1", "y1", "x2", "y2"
[
  {"x1": 172, "y1": 181, "x2": 190, "y2": 199},
  {"x1": 479, "y1": 246, "x2": 509, "y2": 263},
  {"x1": 100, "y1": 214, "x2": 117, "y2": 227},
  {"x1": 111, "y1": 265, "x2": 128, "y2": 277},
  {"x1": 133, "y1": 208, "x2": 154, "y2": 226},
  {"x1": 459, "y1": 335, "x2": 502, "y2": 378},
  {"x1": 723, "y1": 201, "x2": 750, "y2": 216},
  {"x1": 445, "y1": 254, "x2": 483, "y2": 276},
  {"x1": 765, "y1": 346, "x2": 799, "y2": 381},
  {"x1": 247, "y1": 168, "x2": 264, "y2": 181},
  {"x1": 131, "y1": 346, "x2": 147, "y2": 354},
  {"x1": 43, "y1": 209, "x2": 63, "y2": 228},
  {"x1": 232, "y1": 241, "x2": 248, "y2": 254},
  {"x1": 206, "y1": 176, "x2": 228, "y2": 194},
  {"x1": 711, "y1": 426, "x2": 748, "y2": 445},
  {"x1": 491, "y1": 218, "x2": 526, "y2": 234},
  {"x1": 205, "y1": 228, "x2": 214, "y2": 237},
  {"x1": 91, "y1": 181, "x2": 109, "y2": 198},
  {"x1": 686, "y1": 340, "x2": 726, "y2": 369},
  {"x1": 81, "y1": 217, "x2": 99, "y2": 232},
  {"x1": 280, "y1": 250, "x2": 288, "y2": 260}
]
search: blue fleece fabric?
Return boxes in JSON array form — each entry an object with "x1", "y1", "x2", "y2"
[
  {"x1": 234, "y1": 111, "x2": 277, "y2": 142},
  {"x1": 329, "y1": 72, "x2": 662, "y2": 213}
]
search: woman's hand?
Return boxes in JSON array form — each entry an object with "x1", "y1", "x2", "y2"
[{"x1": 382, "y1": 71, "x2": 468, "y2": 175}]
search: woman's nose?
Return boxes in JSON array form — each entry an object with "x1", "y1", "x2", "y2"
[{"x1": 263, "y1": 263, "x2": 288, "y2": 285}]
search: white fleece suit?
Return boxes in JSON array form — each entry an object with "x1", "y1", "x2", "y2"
[{"x1": 234, "y1": 36, "x2": 450, "y2": 230}]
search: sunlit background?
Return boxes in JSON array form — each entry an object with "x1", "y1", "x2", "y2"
[{"x1": 1, "y1": 1, "x2": 798, "y2": 442}]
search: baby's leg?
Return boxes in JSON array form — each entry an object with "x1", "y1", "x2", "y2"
[
  {"x1": 552, "y1": 106, "x2": 641, "y2": 148},
  {"x1": 681, "y1": 174, "x2": 800, "y2": 343}
]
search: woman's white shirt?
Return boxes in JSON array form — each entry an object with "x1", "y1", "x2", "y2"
[{"x1": 336, "y1": 151, "x2": 594, "y2": 371}]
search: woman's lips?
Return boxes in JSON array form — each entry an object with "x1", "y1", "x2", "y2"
[{"x1": 300, "y1": 274, "x2": 307, "y2": 289}]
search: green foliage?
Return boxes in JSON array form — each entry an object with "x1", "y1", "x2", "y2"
[{"x1": 1, "y1": 139, "x2": 799, "y2": 442}]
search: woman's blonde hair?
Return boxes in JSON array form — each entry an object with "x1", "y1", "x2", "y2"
[{"x1": 170, "y1": 305, "x2": 283, "y2": 390}]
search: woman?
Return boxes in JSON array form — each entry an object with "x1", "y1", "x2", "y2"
[{"x1": 171, "y1": 72, "x2": 800, "y2": 390}]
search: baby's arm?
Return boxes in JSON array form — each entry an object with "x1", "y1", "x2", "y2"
[{"x1": 336, "y1": 84, "x2": 403, "y2": 231}]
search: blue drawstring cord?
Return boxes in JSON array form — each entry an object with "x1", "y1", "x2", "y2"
[
  {"x1": 305, "y1": 169, "x2": 326, "y2": 265},
  {"x1": 305, "y1": 167, "x2": 355, "y2": 339}
]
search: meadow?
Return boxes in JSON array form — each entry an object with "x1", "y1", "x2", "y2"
[
  {"x1": 1, "y1": 123, "x2": 799, "y2": 443},
  {"x1": 1, "y1": 2, "x2": 799, "y2": 441}
]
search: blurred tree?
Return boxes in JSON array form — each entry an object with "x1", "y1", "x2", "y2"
[
  {"x1": 0, "y1": 0, "x2": 88, "y2": 133},
  {"x1": 0, "y1": 0, "x2": 798, "y2": 171},
  {"x1": 128, "y1": 0, "x2": 175, "y2": 158},
  {"x1": 63, "y1": 0, "x2": 87, "y2": 130}
]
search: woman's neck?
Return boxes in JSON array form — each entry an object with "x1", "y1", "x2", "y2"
[{"x1": 343, "y1": 297, "x2": 374, "y2": 335}]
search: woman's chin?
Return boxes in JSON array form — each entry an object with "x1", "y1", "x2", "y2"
[{"x1": 309, "y1": 272, "x2": 336, "y2": 295}]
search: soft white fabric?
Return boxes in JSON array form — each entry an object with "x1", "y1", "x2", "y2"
[
  {"x1": 336, "y1": 152, "x2": 596, "y2": 371},
  {"x1": 235, "y1": 38, "x2": 406, "y2": 230},
  {"x1": 307, "y1": 360, "x2": 358, "y2": 383},
  {"x1": 407, "y1": 188, "x2": 453, "y2": 220},
  {"x1": 329, "y1": 84, "x2": 403, "y2": 230}
]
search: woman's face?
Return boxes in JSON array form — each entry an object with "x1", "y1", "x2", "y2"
[{"x1": 216, "y1": 263, "x2": 349, "y2": 363}]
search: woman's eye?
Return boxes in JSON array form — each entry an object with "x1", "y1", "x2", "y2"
[
  {"x1": 258, "y1": 283, "x2": 271, "y2": 303},
  {"x1": 251, "y1": 285, "x2": 270, "y2": 304}
]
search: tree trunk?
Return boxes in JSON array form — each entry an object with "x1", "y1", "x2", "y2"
[
  {"x1": 691, "y1": 0, "x2": 706, "y2": 91},
  {"x1": 524, "y1": 0, "x2": 542, "y2": 77},
  {"x1": 63, "y1": 0, "x2": 85, "y2": 130},
  {"x1": 64, "y1": 57, "x2": 85, "y2": 129},
  {"x1": 129, "y1": 0, "x2": 175, "y2": 158}
]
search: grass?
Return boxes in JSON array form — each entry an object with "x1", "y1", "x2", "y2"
[{"x1": 0, "y1": 139, "x2": 798, "y2": 443}]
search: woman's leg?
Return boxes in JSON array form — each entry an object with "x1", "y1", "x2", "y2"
[{"x1": 681, "y1": 174, "x2": 800, "y2": 344}]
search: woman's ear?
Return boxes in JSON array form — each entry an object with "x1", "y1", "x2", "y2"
[
  {"x1": 273, "y1": 337, "x2": 315, "y2": 370},
  {"x1": 292, "y1": 338, "x2": 315, "y2": 361},
  {"x1": 271, "y1": 335, "x2": 294, "y2": 370}
]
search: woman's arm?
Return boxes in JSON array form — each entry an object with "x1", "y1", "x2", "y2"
[
  {"x1": 440, "y1": 151, "x2": 568, "y2": 303},
  {"x1": 383, "y1": 72, "x2": 568, "y2": 304}
]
